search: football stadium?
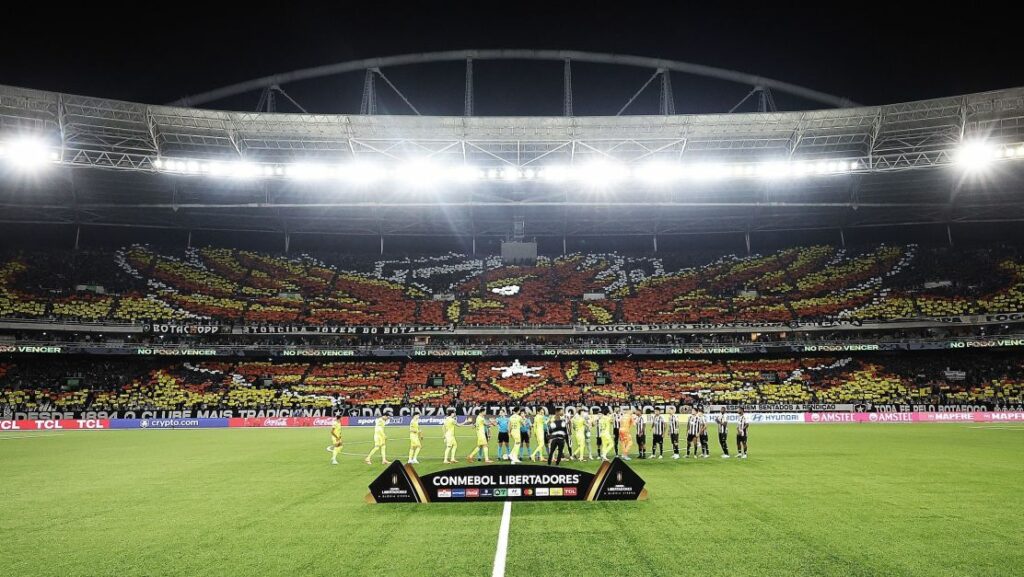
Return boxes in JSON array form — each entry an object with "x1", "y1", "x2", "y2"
[{"x1": 2, "y1": 19, "x2": 1024, "y2": 577}]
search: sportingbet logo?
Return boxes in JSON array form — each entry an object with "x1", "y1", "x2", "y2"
[{"x1": 437, "y1": 489, "x2": 452, "y2": 499}]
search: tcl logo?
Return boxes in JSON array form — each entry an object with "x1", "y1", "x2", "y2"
[{"x1": 0, "y1": 421, "x2": 22, "y2": 430}]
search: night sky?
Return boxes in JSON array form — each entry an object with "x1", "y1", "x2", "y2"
[{"x1": 1, "y1": 2, "x2": 1019, "y2": 115}]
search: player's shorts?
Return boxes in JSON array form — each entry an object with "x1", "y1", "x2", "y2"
[
  {"x1": 510, "y1": 432, "x2": 521, "y2": 444},
  {"x1": 652, "y1": 434, "x2": 663, "y2": 444},
  {"x1": 700, "y1": 433, "x2": 709, "y2": 443},
  {"x1": 574, "y1": 434, "x2": 586, "y2": 447},
  {"x1": 736, "y1": 434, "x2": 747, "y2": 443},
  {"x1": 601, "y1": 435, "x2": 613, "y2": 447},
  {"x1": 686, "y1": 433, "x2": 696, "y2": 443},
  {"x1": 374, "y1": 433, "x2": 386, "y2": 447},
  {"x1": 670, "y1": 433, "x2": 679, "y2": 443},
  {"x1": 636, "y1": 434, "x2": 646, "y2": 444},
  {"x1": 498, "y1": 431, "x2": 510, "y2": 443},
  {"x1": 477, "y1": 432, "x2": 488, "y2": 446},
  {"x1": 410, "y1": 434, "x2": 422, "y2": 448},
  {"x1": 618, "y1": 431, "x2": 630, "y2": 443},
  {"x1": 521, "y1": 431, "x2": 530, "y2": 443},
  {"x1": 331, "y1": 435, "x2": 342, "y2": 445},
  {"x1": 595, "y1": 435, "x2": 603, "y2": 446},
  {"x1": 444, "y1": 432, "x2": 457, "y2": 448}
]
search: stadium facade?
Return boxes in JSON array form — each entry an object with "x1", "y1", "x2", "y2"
[{"x1": 2, "y1": 60, "x2": 1024, "y2": 417}]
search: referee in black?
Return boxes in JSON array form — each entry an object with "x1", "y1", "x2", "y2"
[
  {"x1": 651, "y1": 407, "x2": 665, "y2": 459},
  {"x1": 547, "y1": 407, "x2": 569, "y2": 466}
]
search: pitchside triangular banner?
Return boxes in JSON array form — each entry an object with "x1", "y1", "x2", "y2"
[{"x1": 367, "y1": 458, "x2": 646, "y2": 503}]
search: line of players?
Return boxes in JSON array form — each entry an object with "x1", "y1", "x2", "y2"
[{"x1": 328, "y1": 405, "x2": 750, "y2": 466}]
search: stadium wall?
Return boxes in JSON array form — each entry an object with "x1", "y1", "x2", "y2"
[{"x1": 4, "y1": 412, "x2": 1024, "y2": 431}]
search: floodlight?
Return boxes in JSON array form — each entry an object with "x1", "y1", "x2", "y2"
[
  {"x1": 3, "y1": 137, "x2": 54, "y2": 169},
  {"x1": 635, "y1": 161, "x2": 685, "y2": 184},
  {"x1": 395, "y1": 159, "x2": 446, "y2": 185},
  {"x1": 538, "y1": 165, "x2": 572, "y2": 182},
  {"x1": 578, "y1": 160, "x2": 629, "y2": 186},
  {"x1": 342, "y1": 161, "x2": 387, "y2": 184},
  {"x1": 957, "y1": 141, "x2": 996, "y2": 171},
  {"x1": 230, "y1": 162, "x2": 261, "y2": 179},
  {"x1": 500, "y1": 167, "x2": 521, "y2": 181}
]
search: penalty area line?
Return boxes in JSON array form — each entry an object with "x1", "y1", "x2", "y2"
[{"x1": 492, "y1": 500, "x2": 512, "y2": 577}]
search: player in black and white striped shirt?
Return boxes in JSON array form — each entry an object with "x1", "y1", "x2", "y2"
[
  {"x1": 635, "y1": 410, "x2": 648, "y2": 459},
  {"x1": 736, "y1": 407, "x2": 749, "y2": 459},
  {"x1": 685, "y1": 406, "x2": 700, "y2": 458},
  {"x1": 650, "y1": 407, "x2": 665, "y2": 459},
  {"x1": 697, "y1": 407, "x2": 710, "y2": 458},
  {"x1": 668, "y1": 406, "x2": 681, "y2": 459},
  {"x1": 715, "y1": 407, "x2": 730, "y2": 458}
]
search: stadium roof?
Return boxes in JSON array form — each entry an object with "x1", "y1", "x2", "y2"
[{"x1": 1, "y1": 82, "x2": 1024, "y2": 240}]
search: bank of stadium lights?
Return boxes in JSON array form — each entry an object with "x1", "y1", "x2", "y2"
[
  {"x1": 0, "y1": 137, "x2": 60, "y2": 170},
  {"x1": 956, "y1": 140, "x2": 1024, "y2": 171}
]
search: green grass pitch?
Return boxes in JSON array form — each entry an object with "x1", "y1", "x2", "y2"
[{"x1": 2, "y1": 424, "x2": 1022, "y2": 577}]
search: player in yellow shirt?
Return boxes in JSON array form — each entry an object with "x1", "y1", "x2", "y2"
[
  {"x1": 530, "y1": 407, "x2": 547, "y2": 461},
  {"x1": 572, "y1": 409, "x2": 588, "y2": 461},
  {"x1": 408, "y1": 412, "x2": 424, "y2": 464},
  {"x1": 442, "y1": 408, "x2": 459, "y2": 464},
  {"x1": 326, "y1": 415, "x2": 344, "y2": 465},
  {"x1": 599, "y1": 408, "x2": 615, "y2": 461},
  {"x1": 508, "y1": 408, "x2": 524, "y2": 464},
  {"x1": 466, "y1": 409, "x2": 493, "y2": 463},
  {"x1": 364, "y1": 415, "x2": 390, "y2": 465}
]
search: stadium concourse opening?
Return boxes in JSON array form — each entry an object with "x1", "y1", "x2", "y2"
[{"x1": 3, "y1": 38, "x2": 1024, "y2": 577}]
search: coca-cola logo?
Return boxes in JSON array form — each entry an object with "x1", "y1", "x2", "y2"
[
  {"x1": 263, "y1": 418, "x2": 289, "y2": 427},
  {"x1": 313, "y1": 418, "x2": 334, "y2": 426}
]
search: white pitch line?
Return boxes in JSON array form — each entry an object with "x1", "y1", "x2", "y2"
[
  {"x1": 492, "y1": 501, "x2": 512, "y2": 577},
  {"x1": 0, "y1": 434, "x2": 64, "y2": 440}
]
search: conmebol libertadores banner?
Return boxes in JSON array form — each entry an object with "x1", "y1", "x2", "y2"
[{"x1": 366, "y1": 459, "x2": 647, "y2": 503}]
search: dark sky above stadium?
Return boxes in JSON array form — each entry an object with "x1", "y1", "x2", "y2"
[{"x1": 2, "y1": 2, "x2": 1018, "y2": 115}]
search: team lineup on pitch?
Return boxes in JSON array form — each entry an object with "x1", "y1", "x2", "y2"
[{"x1": 328, "y1": 406, "x2": 752, "y2": 468}]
